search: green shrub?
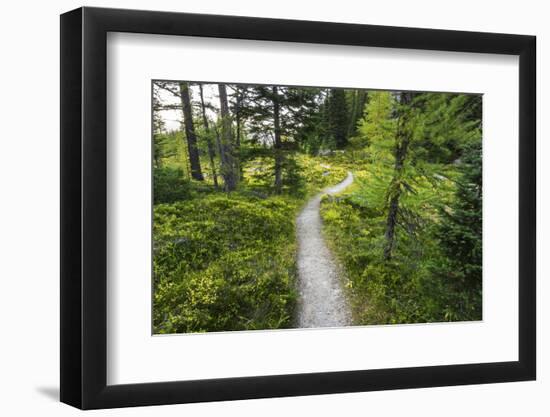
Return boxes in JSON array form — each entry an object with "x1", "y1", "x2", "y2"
[
  {"x1": 296, "y1": 154, "x2": 349, "y2": 193},
  {"x1": 153, "y1": 194, "x2": 298, "y2": 333},
  {"x1": 153, "y1": 167, "x2": 192, "y2": 204}
]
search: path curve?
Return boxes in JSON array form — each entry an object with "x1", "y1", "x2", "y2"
[{"x1": 296, "y1": 171, "x2": 354, "y2": 328}]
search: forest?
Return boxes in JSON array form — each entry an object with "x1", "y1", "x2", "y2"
[{"x1": 152, "y1": 81, "x2": 482, "y2": 334}]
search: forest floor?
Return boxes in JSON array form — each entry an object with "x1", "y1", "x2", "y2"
[{"x1": 296, "y1": 171, "x2": 354, "y2": 328}]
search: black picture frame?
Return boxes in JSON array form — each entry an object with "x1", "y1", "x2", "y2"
[{"x1": 60, "y1": 6, "x2": 536, "y2": 410}]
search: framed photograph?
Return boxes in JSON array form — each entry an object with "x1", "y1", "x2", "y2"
[{"x1": 60, "y1": 6, "x2": 536, "y2": 409}]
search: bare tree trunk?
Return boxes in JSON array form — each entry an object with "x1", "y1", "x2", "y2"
[
  {"x1": 235, "y1": 87, "x2": 244, "y2": 180},
  {"x1": 383, "y1": 92, "x2": 414, "y2": 260},
  {"x1": 179, "y1": 82, "x2": 204, "y2": 181},
  {"x1": 198, "y1": 84, "x2": 219, "y2": 188},
  {"x1": 218, "y1": 84, "x2": 238, "y2": 192},
  {"x1": 272, "y1": 86, "x2": 283, "y2": 194},
  {"x1": 214, "y1": 126, "x2": 224, "y2": 165}
]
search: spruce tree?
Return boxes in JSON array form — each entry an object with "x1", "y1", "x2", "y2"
[
  {"x1": 327, "y1": 88, "x2": 349, "y2": 149},
  {"x1": 347, "y1": 90, "x2": 368, "y2": 138},
  {"x1": 437, "y1": 140, "x2": 482, "y2": 298}
]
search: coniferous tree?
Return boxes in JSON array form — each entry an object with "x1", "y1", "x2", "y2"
[
  {"x1": 356, "y1": 91, "x2": 394, "y2": 150},
  {"x1": 229, "y1": 85, "x2": 248, "y2": 180},
  {"x1": 218, "y1": 83, "x2": 238, "y2": 191},
  {"x1": 327, "y1": 88, "x2": 349, "y2": 149},
  {"x1": 383, "y1": 91, "x2": 418, "y2": 259},
  {"x1": 179, "y1": 82, "x2": 204, "y2": 181},
  {"x1": 347, "y1": 90, "x2": 368, "y2": 138},
  {"x1": 357, "y1": 91, "x2": 481, "y2": 261},
  {"x1": 241, "y1": 86, "x2": 320, "y2": 192},
  {"x1": 272, "y1": 86, "x2": 284, "y2": 193},
  {"x1": 198, "y1": 84, "x2": 219, "y2": 188},
  {"x1": 435, "y1": 140, "x2": 482, "y2": 318}
]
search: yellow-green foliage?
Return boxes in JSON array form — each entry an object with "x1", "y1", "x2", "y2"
[
  {"x1": 152, "y1": 82, "x2": 483, "y2": 331},
  {"x1": 320, "y1": 160, "x2": 473, "y2": 324},
  {"x1": 153, "y1": 154, "x2": 351, "y2": 334},
  {"x1": 296, "y1": 154, "x2": 349, "y2": 193},
  {"x1": 242, "y1": 154, "x2": 348, "y2": 196},
  {"x1": 353, "y1": 91, "x2": 395, "y2": 152},
  {"x1": 320, "y1": 92, "x2": 482, "y2": 325},
  {"x1": 153, "y1": 194, "x2": 299, "y2": 333}
]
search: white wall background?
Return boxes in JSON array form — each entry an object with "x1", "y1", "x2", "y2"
[{"x1": 0, "y1": 0, "x2": 545, "y2": 415}]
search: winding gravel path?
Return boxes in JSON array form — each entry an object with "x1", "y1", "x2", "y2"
[{"x1": 296, "y1": 172, "x2": 354, "y2": 328}]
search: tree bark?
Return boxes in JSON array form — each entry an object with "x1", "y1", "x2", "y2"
[
  {"x1": 235, "y1": 87, "x2": 244, "y2": 180},
  {"x1": 272, "y1": 86, "x2": 283, "y2": 194},
  {"x1": 383, "y1": 92, "x2": 414, "y2": 260},
  {"x1": 347, "y1": 90, "x2": 367, "y2": 138},
  {"x1": 198, "y1": 84, "x2": 219, "y2": 188},
  {"x1": 179, "y1": 82, "x2": 204, "y2": 181},
  {"x1": 347, "y1": 90, "x2": 358, "y2": 138},
  {"x1": 218, "y1": 84, "x2": 238, "y2": 192}
]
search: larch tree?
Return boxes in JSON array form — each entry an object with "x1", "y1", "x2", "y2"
[
  {"x1": 357, "y1": 90, "x2": 418, "y2": 260},
  {"x1": 383, "y1": 92, "x2": 417, "y2": 260},
  {"x1": 365, "y1": 91, "x2": 481, "y2": 260}
]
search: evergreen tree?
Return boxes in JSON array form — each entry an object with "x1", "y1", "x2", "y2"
[
  {"x1": 242, "y1": 85, "x2": 320, "y2": 192},
  {"x1": 198, "y1": 83, "x2": 219, "y2": 188},
  {"x1": 357, "y1": 91, "x2": 480, "y2": 260},
  {"x1": 435, "y1": 140, "x2": 482, "y2": 317},
  {"x1": 412, "y1": 93, "x2": 481, "y2": 164},
  {"x1": 347, "y1": 90, "x2": 368, "y2": 138},
  {"x1": 383, "y1": 91, "x2": 419, "y2": 259},
  {"x1": 327, "y1": 88, "x2": 349, "y2": 149},
  {"x1": 356, "y1": 91, "x2": 395, "y2": 151},
  {"x1": 217, "y1": 83, "x2": 238, "y2": 191},
  {"x1": 179, "y1": 82, "x2": 204, "y2": 181}
]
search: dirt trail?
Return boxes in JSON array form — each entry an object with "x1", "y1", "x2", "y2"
[{"x1": 296, "y1": 172, "x2": 353, "y2": 328}]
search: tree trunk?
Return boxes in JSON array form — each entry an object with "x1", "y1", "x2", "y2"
[
  {"x1": 198, "y1": 84, "x2": 219, "y2": 188},
  {"x1": 347, "y1": 90, "x2": 368, "y2": 139},
  {"x1": 383, "y1": 92, "x2": 414, "y2": 260},
  {"x1": 218, "y1": 84, "x2": 238, "y2": 192},
  {"x1": 179, "y1": 82, "x2": 204, "y2": 181},
  {"x1": 272, "y1": 86, "x2": 283, "y2": 194},
  {"x1": 358, "y1": 90, "x2": 368, "y2": 115},
  {"x1": 235, "y1": 87, "x2": 244, "y2": 180},
  {"x1": 347, "y1": 90, "x2": 358, "y2": 138}
]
